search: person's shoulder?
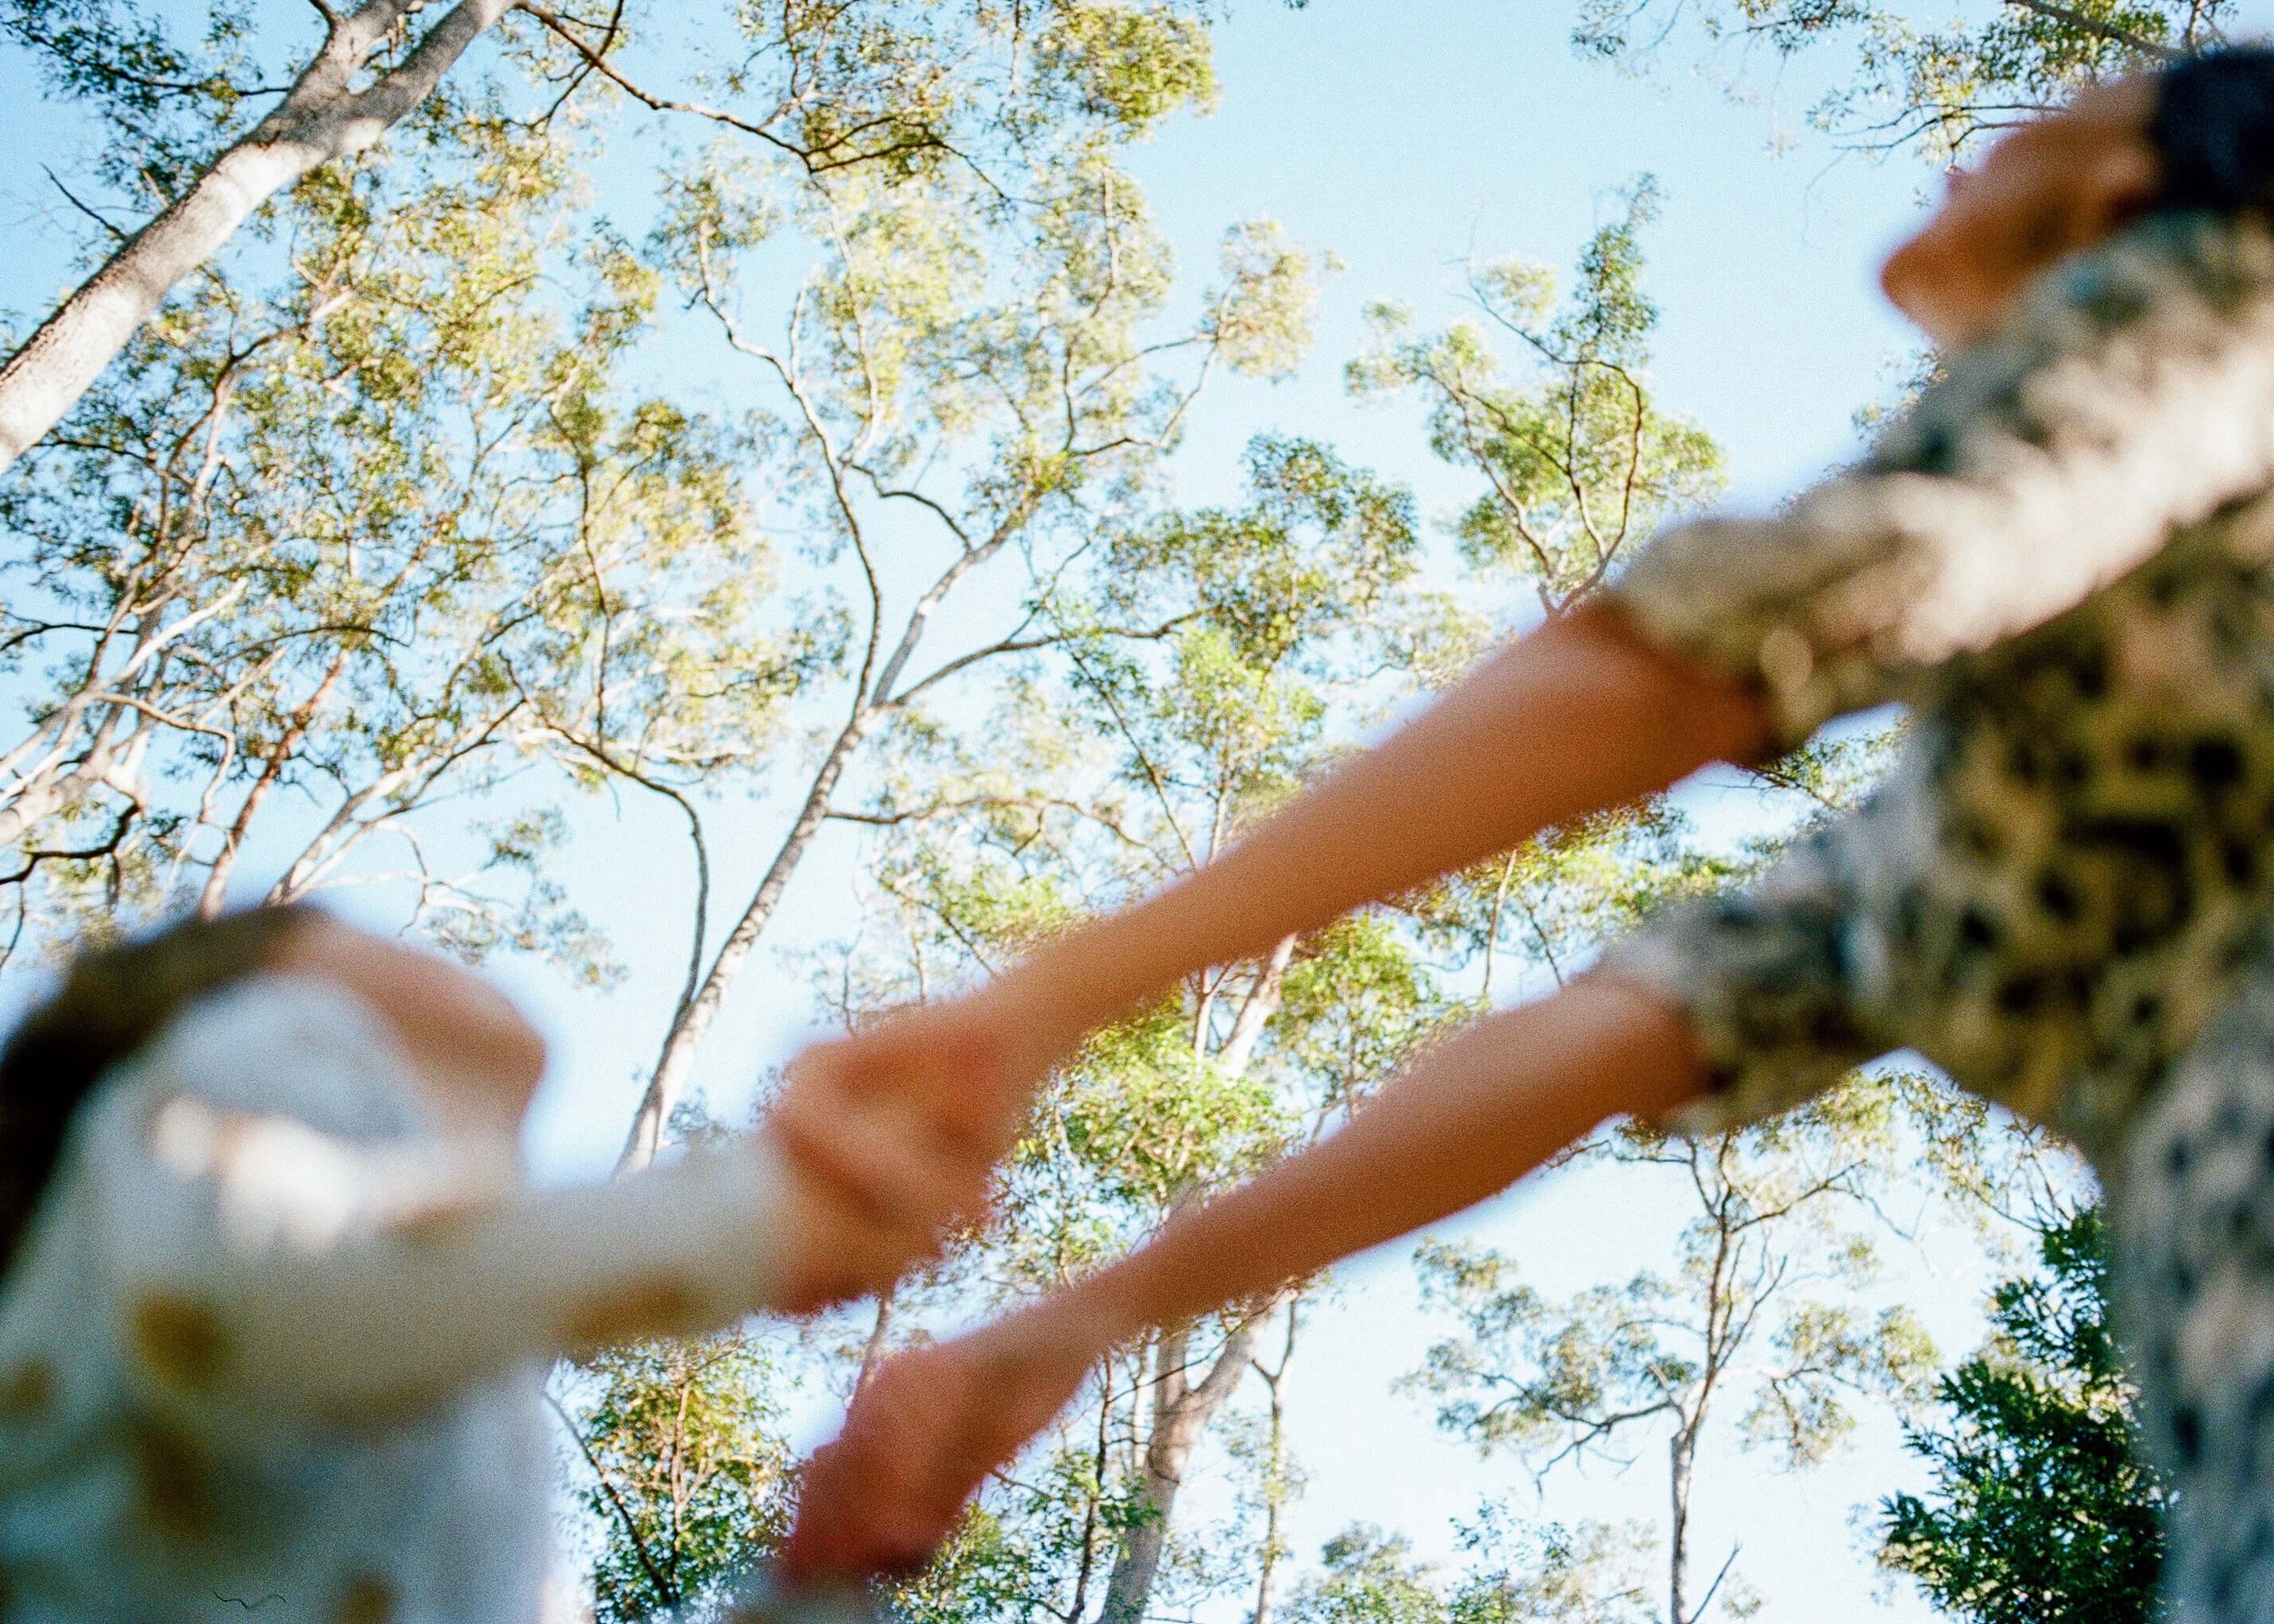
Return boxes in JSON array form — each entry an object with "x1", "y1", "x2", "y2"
[
  {"x1": 1870, "y1": 211, "x2": 2274, "y2": 481},
  {"x1": 2054, "y1": 209, "x2": 2274, "y2": 329},
  {"x1": 1992, "y1": 210, "x2": 2274, "y2": 380}
]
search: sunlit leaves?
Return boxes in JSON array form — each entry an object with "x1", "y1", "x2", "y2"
[
  {"x1": 1349, "y1": 180, "x2": 1720, "y2": 611},
  {"x1": 1574, "y1": 0, "x2": 2226, "y2": 161},
  {"x1": 1034, "y1": 1, "x2": 1221, "y2": 131},
  {"x1": 0, "y1": 110, "x2": 802, "y2": 963},
  {"x1": 815, "y1": 428, "x2": 1451, "y2": 1619},
  {"x1": 568, "y1": 1334, "x2": 795, "y2": 1623},
  {"x1": 1207, "y1": 218, "x2": 1334, "y2": 381}
]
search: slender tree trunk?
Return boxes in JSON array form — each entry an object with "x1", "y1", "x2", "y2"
[
  {"x1": 1669, "y1": 1420, "x2": 1697, "y2": 1624},
  {"x1": 853, "y1": 1288, "x2": 895, "y2": 1397},
  {"x1": 1218, "y1": 936, "x2": 1295, "y2": 1077},
  {"x1": 1249, "y1": 1299, "x2": 1299, "y2": 1624},
  {"x1": 1250, "y1": 1450, "x2": 1284, "y2": 1624},
  {"x1": 1093, "y1": 955, "x2": 1295, "y2": 1624},
  {"x1": 1098, "y1": 1310, "x2": 1271, "y2": 1624},
  {"x1": 618, "y1": 717, "x2": 871, "y2": 1171},
  {"x1": 0, "y1": 0, "x2": 512, "y2": 474}
]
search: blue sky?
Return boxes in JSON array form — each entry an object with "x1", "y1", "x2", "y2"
[{"x1": 0, "y1": 2, "x2": 2123, "y2": 1617}]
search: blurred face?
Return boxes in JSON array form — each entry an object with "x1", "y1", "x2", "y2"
[
  {"x1": 1880, "y1": 76, "x2": 2161, "y2": 349},
  {"x1": 272, "y1": 914, "x2": 548, "y2": 1136}
]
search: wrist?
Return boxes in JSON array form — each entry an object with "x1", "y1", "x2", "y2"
[
  {"x1": 971, "y1": 960, "x2": 1105, "y2": 1076},
  {"x1": 1022, "y1": 1267, "x2": 1150, "y2": 1358}
]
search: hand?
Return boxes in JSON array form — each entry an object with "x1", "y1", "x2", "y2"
[
  {"x1": 763, "y1": 1128, "x2": 946, "y2": 1318},
  {"x1": 780, "y1": 1304, "x2": 1103, "y2": 1581},
  {"x1": 772, "y1": 988, "x2": 1065, "y2": 1236}
]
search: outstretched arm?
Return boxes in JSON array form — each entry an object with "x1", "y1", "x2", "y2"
[
  {"x1": 782, "y1": 972, "x2": 1708, "y2": 1581},
  {"x1": 983, "y1": 214, "x2": 2274, "y2": 1062},
  {"x1": 990, "y1": 603, "x2": 1772, "y2": 1057},
  {"x1": 1029, "y1": 976, "x2": 1701, "y2": 1339},
  {"x1": 79, "y1": 977, "x2": 936, "y2": 1436},
  {"x1": 788, "y1": 214, "x2": 2274, "y2": 1227},
  {"x1": 778, "y1": 604, "x2": 1770, "y2": 1217}
]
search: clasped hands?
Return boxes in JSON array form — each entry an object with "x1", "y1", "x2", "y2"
[{"x1": 760, "y1": 989, "x2": 1098, "y2": 1583}]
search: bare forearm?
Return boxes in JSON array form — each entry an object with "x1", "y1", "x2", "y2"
[
  {"x1": 1037, "y1": 975, "x2": 1705, "y2": 1351},
  {"x1": 999, "y1": 605, "x2": 1767, "y2": 1047}
]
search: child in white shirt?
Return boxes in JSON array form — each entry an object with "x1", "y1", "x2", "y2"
[{"x1": 0, "y1": 904, "x2": 946, "y2": 1622}]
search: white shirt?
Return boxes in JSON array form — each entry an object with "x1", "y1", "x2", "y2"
[{"x1": 0, "y1": 973, "x2": 790, "y2": 1622}]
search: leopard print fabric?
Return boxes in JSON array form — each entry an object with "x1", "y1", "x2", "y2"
[{"x1": 1595, "y1": 210, "x2": 2274, "y2": 1622}]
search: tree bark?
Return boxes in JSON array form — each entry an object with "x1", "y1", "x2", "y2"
[
  {"x1": 1091, "y1": 951, "x2": 1295, "y2": 1624},
  {"x1": 852, "y1": 1288, "x2": 895, "y2": 1397},
  {"x1": 618, "y1": 716, "x2": 871, "y2": 1172},
  {"x1": 0, "y1": 0, "x2": 512, "y2": 475},
  {"x1": 198, "y1": 650, "x2": 351, "y2": 915},
  {"x1": 1669, "y1": 1419, "x2": 1697, "y2": 1624},
  {"x1": 1098, "y1": 1310, "x2": 1273, "y2": 1624}
]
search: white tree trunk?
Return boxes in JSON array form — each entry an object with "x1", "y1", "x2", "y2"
[
  {"x1": 0, "y1": 0, "x2": 512, "y2": 474},
  {"x1": 1098, "y1": 1314, "x2": 1270, "y2": 1624},
  {"x1": 619, "y1": 717, "x2": 871, "y2": 1172}
]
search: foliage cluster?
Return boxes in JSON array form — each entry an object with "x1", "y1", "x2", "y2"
[{"x1": 0, "y1": 2, "x2": 2199, "y2": 1620}]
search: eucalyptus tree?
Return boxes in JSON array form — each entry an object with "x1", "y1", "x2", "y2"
[
  {"x1": 1407, "y1": 1093, "x2": 1939, "y2": 1624},
  {"x1": 615, "y1": 41, "x2": 1329, "y2": 1168},
  {"x1": 0, "y1": 0, "x2": 1321, "y2": 1009},
  {"x1": 1343, "y1": 180, "x2": 1948, "y2": 1624},
  {"x1": 1347, "y1": 179, "x2": 1720, "y2": 618},
  {"x1": 1346, "y1": 179, "x2": 1750, "y2": 1000},
  {"x1": 1571, "y1": 0, "x2": 2228, "y2": 161},
  {"x1": 767, "y1": 195, "x2": 1747, "y2": 1624},
  {"x1": 0, "y1": 0, "x2": 1256, "y2": 474},
  {"x1": 0, "y1": 0, "x2": 517, "y2": 472},
  {"x1": 0, "y1": 106, "x2": 804, "y2": 970},
  {"x1": 560, "y1": 1332, "x2": 797, "y2": 1624}
]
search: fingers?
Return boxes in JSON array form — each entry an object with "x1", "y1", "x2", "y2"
[
  {"x1": 790, "y1": 1010, "x2": 1018, "y2": 1156},
  {"x1": 774, "y1": 1241, "x2": 922, "y2": 1319},
  {"x1": 770, "y1": 1160, "x2": 950, "y2": 1317},
  {"x1": 774, "y1": 1047, "x2": 1001, "y2": 1245},
  {"x1": 772, "y1": 1098, "x2": 942, "y2": 1234},
  {"x1": 787, "y1": 1458, "x2": 966, "y2": 1579},
  {"x1": 783, "y1": 1441, "x2": 948, "y2": 1579},
  {"x1": 782, "y1": 1353, "x2": 985, "y2": 1583}
]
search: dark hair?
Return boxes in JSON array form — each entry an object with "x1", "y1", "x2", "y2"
[
  {"x1": 2151, "y1": 46, "x2": 2274, "y2": 216},
  {"x1": 0, "y1": 905, "x2": 321, "y2": 1280}
]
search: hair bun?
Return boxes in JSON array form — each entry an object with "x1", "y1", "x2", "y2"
[{"x1": 2152, "y1": 45, "x2": 2274, "y2": 217}]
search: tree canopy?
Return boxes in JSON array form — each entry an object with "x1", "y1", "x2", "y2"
[{"x1": 0, "y1": 2, "x2": 2199, "y2": 1620}]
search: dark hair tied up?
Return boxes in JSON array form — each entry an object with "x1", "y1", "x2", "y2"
[
  {"x1": 0, "y1": 905, "x2": 319, "y2": 1282},
  {"x1": 2152, "y1": 45, "x2": 2274, "y2": 216}
]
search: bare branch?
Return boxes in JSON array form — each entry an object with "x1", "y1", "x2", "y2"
[
  {"x1": 42, "y1": 166, "x2": 129, "y2": 245},
  {"x1": 887, "y1": 613, "x2": 1201, "y2": 709}
]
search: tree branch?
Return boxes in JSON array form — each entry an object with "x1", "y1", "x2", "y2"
[
  {"x1": 545, "y1": 1387, "x2": 678, "y2": 1606},
  {"x1": 2003, "y1": 0, "x2": 2183, "y2": 59}
]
